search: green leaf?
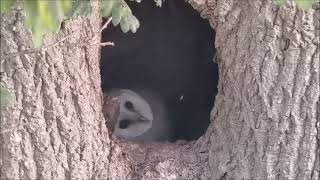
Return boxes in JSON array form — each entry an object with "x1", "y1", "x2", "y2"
[
  {"x1": 100, "y1": 0, "x2": 116, "y2": 17},
  {"x1": 100, "y1": 0, "x2": 140, "y2": 33},
  {"x1": 112, "y1": 2, "x2": 126, "y2": 26},
  {"x1": 0, "y1": 0, "x2": 15, "y2": 13},
  {"x1": 24, "y1": 1, "x2": 54, "y2": 47},
  {"x1": 61, "y1": 0, "x2": 73, "y2": 13},
  {"x1": 275, "y1": 0, "x2": 286, "y2": 6},
  {"x1": 295, "y1": 0, "x2": 316, "y2": 9},
  {"x1": 48, "y1": 1, "x2": 72, "y2": 21},
  {"x1": 0, "y1": 87, "x2": 15, "y2": 106},
  {"x1": 120, "y1": 14, "x2": 130, "y2": 33},
  {"x1": 66, "y1": 0, "x2": 91, "y2": 18},
  {"x1": 129, "y1": 15, "x2": 140, "y2": 33},
  {"x1": 23, "y1": 0, "x2": 73, "y2": 48}
]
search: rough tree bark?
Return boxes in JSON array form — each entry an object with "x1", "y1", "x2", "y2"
[
  {"x1": 0, "y1": 0, "x2": 319, "y2": 180},
  {"x1": 192, "y1": 0, "x2": 320, "y2": 179}
]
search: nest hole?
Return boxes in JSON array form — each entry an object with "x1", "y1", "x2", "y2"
[{"x1": 101, "y1": 0, "x2": 219, "y2": 142}]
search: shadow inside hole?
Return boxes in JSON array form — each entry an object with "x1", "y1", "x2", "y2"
[{"x1": 101, "y1": 0, "x2": 219, "y2": 141}]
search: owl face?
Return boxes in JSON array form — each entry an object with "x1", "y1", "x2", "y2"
[{"x1": 110, "y1": 89, "x2": 154, "y2": 140}]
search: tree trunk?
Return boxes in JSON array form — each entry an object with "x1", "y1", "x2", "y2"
[
  {"x1": 1, "y1": 0, "x2": 319, "y2": 179},
  {"x1": 0, "y1": 2, "x2": 109, "y2": 179},
  {"x1": 191, "y1": 0, "x2": 319, "y2": 179}
]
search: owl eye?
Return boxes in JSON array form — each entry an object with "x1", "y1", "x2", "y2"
[
  {"x1": 119, "y1": 119, "x2": 131, "y2": 129},
  {"x1": 124, "y1": 101, "x2": 134, "y2": 111}
]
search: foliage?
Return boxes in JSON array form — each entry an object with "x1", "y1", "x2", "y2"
[
  {"x1": 275, "y1": 0, "x2": 286, "y2": 6},
  {"x1": 0, "y1": 0, "x2": 15, "y2": 13},
  {"x1": 100, "y1": 0, "x2": 140, "y2": 33},
  {"x1": 0, "y1": 0, "x2": 317, "y2": 48},
  {"x1": 295, "y1": 0, "x2": 319, "y2": 9},
  {"x1": 0, "y1": 87, "x2": 15, "y2": 106},
  {"x1": 0, "y1": 0, "x2": 142, "y2": 47},
  {"x1": 23, "y1": 0, "x2": 73, "y2": 47},
  {"x1": 275, "y1": 0, "x2": 318, "y2": 9},
  {"x1": 67, "y1": 0, "x2": 91, "y2": 18}
]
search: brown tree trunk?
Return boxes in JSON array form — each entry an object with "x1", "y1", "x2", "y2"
[
  {"x1": 191, "y1": 0, "x2": 320, "y2": 179},
  {"x1": 0, "y1": 1, "x2": 110, "y2": 179},
  {"x1": 1, "y1": 0, "x2": 319, "y2": 179}
]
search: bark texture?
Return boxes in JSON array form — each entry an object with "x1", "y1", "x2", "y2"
[
  {"x1": 0, "y1": 2, "x2": 111, "y2": 179},
  {"x1": 1, "y1": 0, "x2": 319, "y2": 179},
  {"x1": 189, "y1": 0, "x2": 320, "y2": 179}
]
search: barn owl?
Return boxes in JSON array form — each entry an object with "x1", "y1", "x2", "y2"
[{"x1": 104, "y1": 89, "x2": 172, "y2": 142}]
